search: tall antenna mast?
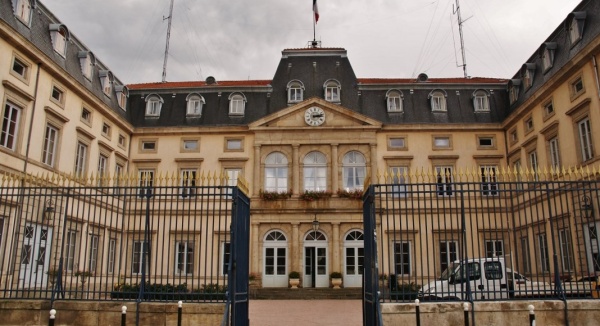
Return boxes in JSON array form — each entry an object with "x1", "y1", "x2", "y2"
[
  {"x1": 453, "y1": 0, "x2": 469, "y2": 78},
  {"x1": 162, "y1": 0, "x2": 175, "y2": 83}
]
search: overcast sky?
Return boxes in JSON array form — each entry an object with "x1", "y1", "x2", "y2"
[{"x1": 42, "y1": 0, "x2": 581, "y2": 85}]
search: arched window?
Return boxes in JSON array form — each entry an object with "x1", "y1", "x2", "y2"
[
  {"x1": 77, "y1": 51, "x2": 95, "y2": 80},
  {"x1": 305, "y1": 230, "x2": 327, "y2": 241},
  {"x1": 13, "y1": 0, "x2": 34, "y2": 25},
  {"x1": 345, "y1": 230, "x2": 364, "y2": 241},
  {"x1": 115, "y1": 85, "x2": 128, "y2": 110},
  {"x1": 342, "y1": 151, "x2": 366, "y2": 191},
  {"x1": 265, "y1": 152, "x2": 288, "y2": 192},
  {"x1": 186, "y1": 93, "x2": 205, "y2": 116},
  {"x1": 263, "y1": 230, "x2": 288, "y2": 284},
  {"x1": 323, "y1": 79, "x2": 341, "y2": 102},
  {"x1": 304, "y1": 151, "x2": 327, "y2": 191},
  {"x1": 99, "y1": 70, "x2": 112, "y2": 96},
  {"x1": 145, "y1": 94, "x2": 163, "y2": 117},
  {"x1": 472, "y1": 90, "x2": 489, "y2": 112},
  {"x1": 49, "y1": 24, "x2": 69, "y2": 57},
  {"x1": 229, "y1": 93, "x2": 246, "y2": 115},
  {"x1": 521, "y1": 63, "x2": 536, "y2": 90},
  {"x1": 287, "y1": 80, "x2": 304, "y2": 103},
  {"x1": 386, "y1": 90, "x2": 403, "y2": 112},
  {"x1": 429, "y1": 90, "x2": 447, "y2": 112}
]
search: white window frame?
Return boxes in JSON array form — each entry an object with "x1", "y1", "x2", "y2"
[
  {"x1": 132, "y1": 241, "x2": 148, "y2": 275},
  {"x1": 97, "y1": 154, "x2": 108, "y2": 186},
  {"x1": 520, "y1": 236, "x2": 531, "y2": 274},
  {"x1": 342, "y1": 151, "x2": 366, "y2": 191},
  {"x1": 265, "y1": 152, "x2": 288, "y2": 193},
  {"x1": 11, "y1": 56, "x2": 29, "y2": 81},
  {"x1": 186, "y1": 94, "x2": 204, "y2": 116},
  {"x1": 473, "y1": 90, "x2": 489, "y2": 112},
  {"x1": 88, "y1": 234, "x2": 99, "y2": 273},
  {"x1": 389, "y1": 166, "x2": 407, "y2": 198},
  {"x1": 229, "y1": 93, "x2": 245, "y2": 115},
  {"x1": 221, "y1": 241, "x2": 231, "y2": 276},
  {"x1": 14, "y1": 0, "x2": 32, "y2": 25},
  {"x1": 538, "y1": 233, "x2": 550, "y2": 273},
  {"x1": 42, "y1": 124, "x2": 58, "y2": 167},
  {"x1": 485, "y1": 240, "x2": 504, "y2": 258},
  {"x1": 287, "y1": 81, "x2": 304, "y2": 103},
  {"x1": 559, "y1": 228, "x2": 574, "y2": 272},
  {"x1": 50, "y1": 26, "x2": 68, "y2": 57},
  {"x1": 1, "y1": 102, "x2": 21, "y2": 151},
  {"x1": 66, "y1": 230, "x2": 77, "y2": 272},
  {"x1": 440, "y1": 240, "x2": 459, "y2": 272},
  {"x1": 74, "y1": 141, "x2": 88, "y2": 178},
  {"x1": 324, "y1": 80, "x2": 341, "y2": 102},
  {"x1": 393, "y1": 241, "x2": 411, "y2": 276},
  {"x1": 386, "y1": 90, "x2": 403, "y2": 112},
  {"x1": 180, "y1": 169, "x2": 197, "y2": 198},
  {"x1": 528, "y1": 150, "x2": 539, "y2": 181},
  {"x1": 549, "y1": 137, "x2": 561, "y2": 169},
  {"x1": 435, "y1": 166, "x2": 453, "y2": 197},
  {"x1": 138, "y1": 169, "x2": 154, "y2": 198},
  {"x1": 430, "y1": 91, "x2": 446, "y2": 112},
  {"x1": 578, "y1": 117, "x2": 594, "y2": 162},
  {"x1": 480, "y1": 165, "x2": 498, "y2": 196},
  {"x1": 79, "y1": 52, "x2": 94, "y2": 80},
  {"x1": 100, "y1": 73, "x2": 111, "y2": 96},
  {"x1": 303, "y1": 151, "x2": 327, "y2": 191},
  {"x1": 145, "y1": 95, "x2": 163, "y2": 117},
  {"x1": 107, "y1": 238, "x2": 116, "y2": 274},
  {"x1": 175, "y1": 241, "x2": 194, "y2": 275}
]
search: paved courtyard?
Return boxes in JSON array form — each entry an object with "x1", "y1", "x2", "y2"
[{"x1": 249, "y1": 300, "x2": 362, "y2": 326}]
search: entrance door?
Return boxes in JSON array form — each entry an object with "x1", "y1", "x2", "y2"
[
  {"x1": 344, "y1": 230, "x2": 364, "y2": 287},
  {"x1": 263, "y1": 230, "x2": 288, "y2": 287},
  {"x1": 303, "y1": 231, "x2": 328, "y2": 288},
  {"x1": 19, "y1": 223, "x2": 53, "y2": 287},
  {"x1": 584, "y1": 222, "x2": 600, "y2": 273}
]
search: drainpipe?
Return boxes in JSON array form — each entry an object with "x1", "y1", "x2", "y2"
[{"x1": 592, "y1": 55, "x2": 600, "y2": 100}]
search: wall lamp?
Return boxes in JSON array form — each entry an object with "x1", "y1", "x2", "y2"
[
  {"x1": 44, "y1": 199, "x2": 55, "y2": 220},
  {"x1": 581, "y1": 195, "x2": 594, "y2": 219},
  {"x1": 312, "y1": 214, "x2": 320, "y2": 234}
]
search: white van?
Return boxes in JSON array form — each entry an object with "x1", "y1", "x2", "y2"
[{"x1": 418, "y1": 258, "x2": 509, "y2": 301}]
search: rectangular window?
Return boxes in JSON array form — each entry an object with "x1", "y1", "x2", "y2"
[
  {"x1": 118, "y1": 134, "x2": 126, "y2": 148},
  {"x1": 510, "y1": 129, "x2": 518, "y2": 143},
  {"x1": 559, "y1": 228, "x2": 574, "y2": 272},
  {"x1": 388, "y1": 137, "x2": 406, "y2": 150},
  {"x1": 42, "y1": 124, "x2": 58, "y2": 167},
  {"x1": 222, "y1": 242, "x2": 231, "y2": 275},
  {"x1": 478, "y1": 137, "x2": 494, "y2": 148},
  {"x1": 97, "y1": 154, "x2": 108, "y2": 186},
  {"x1": 66, "y1": 230, "x2": 77, "y2": 272},
  {"x1": 1, "y1": 102, "x2": 21, "y2": 150},
  {"x1": 182, "y1": 139, "x2": 198, "y2": 151},
  {"x1": 485, "y1": 240, "x2": 504, "y2": 258},
  {"x1": 107, "y1": 238, "x2": 116, "y2": 274},
  {"x1": 480, "y1": 166, "x2": 498, "y2": 196},
  {"x1": 524, "y1": 117, "x2": 534, "y2": 133},
  {"x1": 393, "y1": 241, "x2": 411, "y2": 276},
  {"x1": 74, "y1": 141, "x2": 88, "y2": 178},
  {"x1": 81, "y1": 108, "x2": 91, "y2": 124},
  {"x1": 440, "y1": 240, "x2": 459, "y2": 272},
  {"x1": 225, "y1": 168, "x2": 241, "y2": 188},
  {"x1": 325, "y1": 86, "x2": 340, "y2": 102},
  {"x1": 88, "y1": 234, "x2": 99, "y2": 273},
  {"x1": 141, "y1": 141, "x2": 156, "y2": 151},
  {"x1": 51, "y1": 86, "x2": 64, "y2": 105},
  {"x1": 538, "y1": 233, "x2": 550, "y2": 273},
  {"x1": 15, "y1": 0, "x2": 32, "y2": 24},
  {"x1": 52, "y1": 30, "x2": 67, "y2": 55},
  {"x1": 435, "y1": 166, "x2": 453, "y2": 196},
  {"x1": 102, "y1": 123, "x2": 111, "y2": 138},
  {"x1": 571, "y1": 77, "x2": 585, "y2": 98},
  {"x1": 578, "y1": 118, "x2": 594, "y2": 162},
  {"x1": 528, "y1": 150, "x2": 538, "y2": 181},
  {"x1": 180, "y1": 169, "x2": 197, "y2": 198},
  {"x1": 132, "y1": 241, "x2": 148, "y2": 274},
  {"x1": 225, "y1": 138, "x2": 243, "y2": 151},
  {"x1": 513, "y1": 159, "x2": 523, "y2": 189},
  {"x1": 549, "y1": 137, "x2": 561, "y2": 169},
  {"x1": 520, "y1": 236, "x2": 531, "y2": 274},
  {"x1": 543, "y1": 101, "x2": 554, "y2": 117},
  {"x1": 11, "y1": 56, "x2": 28, "y2": 80},
  {"x1": 433, "y1": 136, "x2": 451, "y2": 149},
  {"x1": 389, "y1": 166, "x2": 407, "y2": 198},
  {"x1": 138, "y1": 170, "x2": 154, "y2": 198},
  {"x1": 175, "y1": 241, "x2": 194, "y2": 275}
]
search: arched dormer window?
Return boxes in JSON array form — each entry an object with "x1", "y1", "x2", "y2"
[
  {"x1": 472, "y1": 89, "x2": 490, "y2": 112},
  {"x1": 228, "y1": 92, "x2": 246, "y2": 115},
  {"x1": 428, "y1": 90, "x2": 447, "y2": 112},
  {"x1": 98, "y1": 70, "x2": 113, "y2": 96},
  {"x1": 521, "y1": 63, "x2": 536, "y2": 90},
  {"x1": 78, "y1": 51, "x2": 96, "y2": 80},
  {"x1": 287, "y1": 80, "x2": 304, "y2": 104},
  {"x1": 538, "y1": 42, "x2": 557, "y2": 72},
  {"x1": 115, "y1": 85, "x2": 128, "y2": 110},
  {"x1": 145, "y1": 94, "x2": 163, "y2": 117},
  {"x1": 49, "y1": 24, "x2": 69, "y2": 57},
  {"x1": 385, "y1": 89, "x2": 403, "y2": 112},
  {"x1": 323, "y1": 79, "x2": 341, "y2": 103},
  {"x1": 186, "y1": 93, "x2": 205, "y2": 116},
  {"x1": 508, "y1": 79, "x2": 521, "y2": 104},
  {"x1": 566, "y1": 11, "x2": 586, "y2": 45},
  {"x1": 13, "y1": 0, "x2": 35, "y2": 25}
]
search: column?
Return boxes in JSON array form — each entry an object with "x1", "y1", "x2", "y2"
[
  {"x1": 331, "y1": 144, "x2": 338, "y2": 191},
  {"x1": 253, "y1": 145, "x2": 261, "y2": 194},
  {"x1": 370, "y1": 143, "x2": 377, "y2": 184},
  {"x1": 332, "y1": 222, "x2": 340, "y2": 273},
  {"x1": 292, "y1": 144, "x2": 300, "y2": 195},
  {"x1": 291, "y1": 223, "x2": 299, "y2": 272},
  {"x1": 251, "y1": 222, "x2": 259, "y2": 274}
]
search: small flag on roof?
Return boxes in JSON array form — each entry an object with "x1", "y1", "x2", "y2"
[{"x1": 313, "y1": 0, "x2": 319, "y2": 23}]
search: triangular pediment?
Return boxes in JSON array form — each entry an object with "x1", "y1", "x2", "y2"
[{"x1": 249, "y1": 97, "x2": 382, "y2": 130}]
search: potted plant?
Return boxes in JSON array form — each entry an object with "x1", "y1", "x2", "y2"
[
  {"x1": 299, "y1": 190, "x2": 332, "y2": 201},
  {"x1": 249, "y1": 272, "x2": 260, "y2": 288},
  {"x1": 330, "y1": 272, "x2": 343, "y2": 289},
  {"x1": 288, "y1": 271, "x2": 300, "y2": 289},
  {"x1": 336, "y1": 189, "x2": 363, "y2": 200}
]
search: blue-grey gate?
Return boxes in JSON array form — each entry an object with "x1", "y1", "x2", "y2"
[{"x1": 362, "y1": 186, "x2": 382, "y2": 326}]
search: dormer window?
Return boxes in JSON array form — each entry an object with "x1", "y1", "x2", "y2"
[
  {"x1": 386, "y1": 89, "x2": 403, "y2": 112},
  {"x1": 429, "y1": 90, "x2": 447, "y2": 112},
  {"x1": 539, "y1": 42, "x2": 557, "y2": 72},
  {"x1": 508, "y1": 79, "x2": 521, "y2": 104},
  {"x1": 13, "y1": 0, "x2": 33, "y2": 25},
  {"x1": 98, "y1": 70, "x2": 112, "y2": 96},
  {"x1": 115, "y1": 85, "x2": 128, "y2": 110},
  {"x1": 521, "y1": 63, "x2": 536, "y2": 90},
  {"x1": 323, "y1": 79, "x2": 341, "y2": 103},
  {"x1": 49, "y1": 24, "x2": 69, "y2": 57},
  {"x1": 186, "y1": 93, "x2": 205, "y2": 116},
  {"x1": 287, "y1": 80, "x2": 304, "y2": 103},
  {"x1": 78, "y1": 51, "x2": 95, "y2": 80},
  {"x1": 566, "y1": 12, "x2": 586, "y2": 46},
  {"x1": 145, "y1": 94, "x2": 163, "y2": 117},
  {"x1": 229, "y1": 93, "x2": 246, "y2": 115},
  {"x1": 472, "y1": 90, "x2": 490, "y2": 112}
]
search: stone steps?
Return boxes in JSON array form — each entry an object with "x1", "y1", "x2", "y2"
[{"x1": 250, "y1": 287, "x2": 362, "y2": 300}]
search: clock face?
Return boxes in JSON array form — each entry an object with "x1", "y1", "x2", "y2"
[{"x1": 304, "y1": 107, "x2": 325, "y2": 126}]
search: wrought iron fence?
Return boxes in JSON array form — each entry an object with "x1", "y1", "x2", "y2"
[
  {"x1": 365, "y1": 168, "x2": 600, "y2": 303},
  {"x1": 0, "y1": 172, "x2": 249, "y2": 304}
]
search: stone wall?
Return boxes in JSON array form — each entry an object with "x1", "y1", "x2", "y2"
[
  {"x1": 0, "y1": 300, "x2": 224, "y2": 326},
  {"x1": 382, "y1": 300, "x2": 600, "y2": 326}
]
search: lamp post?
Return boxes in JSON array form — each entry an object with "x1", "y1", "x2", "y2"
[{"x1": 581, "y1": 195, "x2": 594, "y2": 219}]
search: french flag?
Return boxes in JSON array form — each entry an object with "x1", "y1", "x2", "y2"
[{"x1": 313, "y1": 0, "x2": 319, "y2": 23}]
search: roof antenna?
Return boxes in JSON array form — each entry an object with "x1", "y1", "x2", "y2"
[
  {"x1": 453, "y1": 0, "x2": 471, "y2": 78},
  {"x1": 161, "y1": 0, "x2": 175, "y2": 83}
]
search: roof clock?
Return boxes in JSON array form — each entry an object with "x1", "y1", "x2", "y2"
[{"x1": 304, "y1": 107, "x2": 325, "y2": 126}]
